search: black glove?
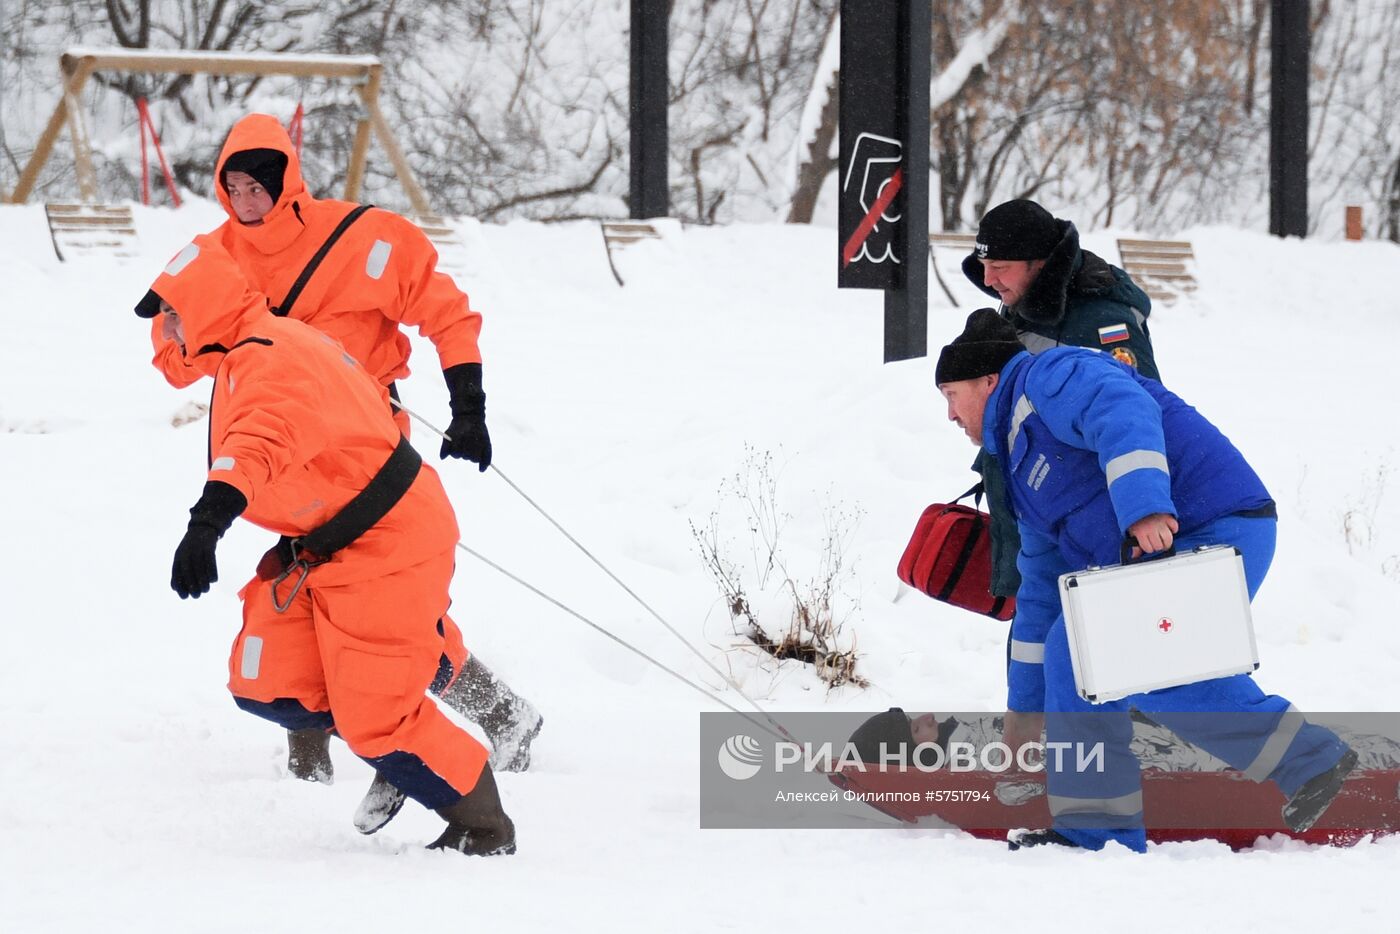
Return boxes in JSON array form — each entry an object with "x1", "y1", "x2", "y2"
[
  {"x1": 171, "y1": 481, "x2": 248, "y2": 599},
  {"x1": 440, "y1": 363, "x2": 492, "y2": 471}
]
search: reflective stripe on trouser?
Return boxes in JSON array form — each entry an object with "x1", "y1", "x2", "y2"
[
  {"x1": 1042, "y1": 515, "x2": 1349, "y2": 852},
  {"x1": 228, "y1": 547, "x2": 486, "y2": 809},
  {"x1": 1010, "y1": 639, "x2": 1045, "y2": 664}
]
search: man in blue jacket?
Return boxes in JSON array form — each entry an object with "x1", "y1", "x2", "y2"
[{"x1": 935, "y1": 309, "x2": 1357, "y2": 852}]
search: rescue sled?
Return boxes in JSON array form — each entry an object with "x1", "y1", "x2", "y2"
[{"x1": 829, "y1": 765, "x2": 1400, "y2": 850}]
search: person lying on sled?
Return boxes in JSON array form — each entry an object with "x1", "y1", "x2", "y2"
[{"x1": 849, "y1": 708, "x2": 1400, "y2": 775}]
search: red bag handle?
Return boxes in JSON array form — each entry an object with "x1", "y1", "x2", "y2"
[{"x1": 953, "y1": 481, "x2": 984, "y2": 510}]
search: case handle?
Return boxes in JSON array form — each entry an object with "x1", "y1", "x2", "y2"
[{"x1": 1120, "y1": 534, "x2": 1177, "y2": 566}]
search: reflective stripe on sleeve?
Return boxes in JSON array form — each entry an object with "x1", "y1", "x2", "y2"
[
  {"x1": 1006, "y1": 394, "x2": 1035, "y2": 454},
  {"x1": 210, "y1": 456, "x2": 236, "y2": 472},
  {"x1": 1244, "y1": 705, "x2": 1305, "y2": 782},
  {"x1": 1104, "y1": 450, "x2": 1169, "y2": 487},
  {"x1": 1010, "y1": 639, "x2": 1045, "y2": 664}
]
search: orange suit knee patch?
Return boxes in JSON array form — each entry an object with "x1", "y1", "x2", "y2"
[{"x1": 229, "y1": 573, "x2": 330, "y2": 715}]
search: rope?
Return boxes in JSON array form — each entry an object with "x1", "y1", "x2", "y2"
[
  {"x1": 453, "y1": 538, "x2": 787, "y2": 743},
  {"x1": 390, "y1": 397, "x2": 798, "y2": 743}
]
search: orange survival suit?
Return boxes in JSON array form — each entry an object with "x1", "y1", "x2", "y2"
[
  {"x1": 149, "y1": 113, "x2": 482, "y2": 435},
  {"x1": 141, "y1": 236, "x2": 488, "y2": 807},
  {"x1": 150, "y1": 112, "x2": 490, "y2": 690}
]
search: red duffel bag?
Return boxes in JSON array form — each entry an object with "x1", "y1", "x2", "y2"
[{"x1": 897, "y1": 484, "x2": 1015, "y2": 621}]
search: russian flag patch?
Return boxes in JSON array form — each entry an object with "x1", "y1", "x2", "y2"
[{"x1": 1098, "y1": 323, "x2": 1130, "y2": 344}]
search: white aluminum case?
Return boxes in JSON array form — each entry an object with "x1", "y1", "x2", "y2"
[{"x1": 1058, "y1": 545, "x2": 1259, "y2": 704}]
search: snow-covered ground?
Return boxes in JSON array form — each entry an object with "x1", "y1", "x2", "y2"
[{"x1": 2, "y1": 202, "x2": 1397, "y2": 931}]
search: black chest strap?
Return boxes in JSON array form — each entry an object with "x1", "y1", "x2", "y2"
[
  {"x1": 272, "y1": 203, "x2": 374, "y2": 318},
  {"x1": 301, "y1": 434, "x2": 422, "y2": 559},
  {"x1": 265, "y1": 435, "x2": 422, "y2": 612}
]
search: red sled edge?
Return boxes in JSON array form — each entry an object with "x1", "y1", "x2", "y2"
[{"x1": 829, "y1": 765, "x2": 1400, "y2": 851}]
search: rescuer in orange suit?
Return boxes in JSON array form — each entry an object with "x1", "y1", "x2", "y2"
[
  {"x1": 147, "y1": 114, "x2": 540, "y2": 833},
  {"x1": 136, "y1": 236, "x2": 516, "y2": 856}
]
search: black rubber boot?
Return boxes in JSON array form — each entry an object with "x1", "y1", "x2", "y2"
[
  {"x1": 427, "y1": 767, "x2": 517, "y2": 856},
  {"x1": 1007, "y1": 828, "x2": 1080, "y2": 851},
  {"x1": 353, "y1": 654, "x2": 541, "y2": 834},
  {"x1": 286, "y1": 728, "x2": 333, "y2": 783},
  {"x1": 1282, "y1": 748, "x2": 1359, "y2": 833},
  {"x1": 353, "y1": 772, "x2": 407, "y2": 835},
  {"x1": 440, "y1": 655, "x2": 543, "y2": 773}
]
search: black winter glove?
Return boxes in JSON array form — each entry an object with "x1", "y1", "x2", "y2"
[
  {"x1": 171, "y1": 481, "x2": 248, "y2": 599},
  {"x1": 440, "y1": 363, "x2": 492, "y2": 471}
]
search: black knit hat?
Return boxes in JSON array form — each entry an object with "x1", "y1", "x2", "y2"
[
  {"x1": 134, "y1": 288, "x2": 164, "y2": 318},
  {"x1": 971, "y1": 199, "x2": 1061, "y2": 261},
  {"x1": 221, "y1": 148, "x2": 287, "y2": 204},
  {"x1": 850, "y1": 708, "x2": 915, "y2": 765},
  {"x1": 935, "y1": 308, "x2": 1023, "y2": 384}
]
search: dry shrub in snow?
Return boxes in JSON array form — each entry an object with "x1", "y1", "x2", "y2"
[{"x1": 691, "y1": 446, "x2": 866, "y2": 691}]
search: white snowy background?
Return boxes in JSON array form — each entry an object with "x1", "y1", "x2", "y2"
[{"x1": 1, "y1": 202, "x2": 1398, "y2": 931}]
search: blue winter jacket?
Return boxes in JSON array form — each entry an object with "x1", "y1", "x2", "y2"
[{"x1": 982, "y1": 348, "x2": 1273, "y2": 712}]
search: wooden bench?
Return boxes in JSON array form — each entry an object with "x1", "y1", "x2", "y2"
[
  {"x1": 1116, "y1": 238, "x2": 1197, "y2": 304},
  {"x1": 44, "y1": 202, "x2": 138, "y2": 261},
  {"x1": 928, "y1": 231, "x2": 977, "y2": 304},
  {"x1": 600, "y1": 220, "x2": 662, "y2": 286},
  {"x1": 412, "y1": 212, "x2": 470, "y2": 280},
  {"x1": 928, "y1": 232, "x2": 977, "y2": 252}
]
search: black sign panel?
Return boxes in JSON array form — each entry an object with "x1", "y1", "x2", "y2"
[{"x1": 838, "y1": 0, "x2": 905, "y2": 290}]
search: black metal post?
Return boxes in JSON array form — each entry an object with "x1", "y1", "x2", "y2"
[
  {"x1": 884, "y1": 0, "x2": 930, "y2": 362},
  {"x1": 630, "y1": 0, "x2": 669, "y2": 219},
  {"x1": 1269, "y1": 0, "x2": 1309, "y2": 238}
]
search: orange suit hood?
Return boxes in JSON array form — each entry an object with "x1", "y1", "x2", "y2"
[
  {"x1": 143, "y1": 234, "x2": 270, "y2": 360},
  {"x1": 146, "y1": 112, "x2": 483, "y2": 391},
  {"x1": 214, "y1": 114, "x2": 310, "y2": 255}
]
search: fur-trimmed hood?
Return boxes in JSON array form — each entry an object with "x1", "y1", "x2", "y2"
[{"x1": 961, "y1": 220, "x2": 1151, "y2": 328}]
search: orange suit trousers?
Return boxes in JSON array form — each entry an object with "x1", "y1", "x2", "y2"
[{"x1": 227, "y1": 547, "x2": 485, "y2": 808}]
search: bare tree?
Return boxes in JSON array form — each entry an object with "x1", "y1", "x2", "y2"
[
  {"x1": 4, "y1": 0, "x2": 1395, "y2": 234},
  {"x1": 670, "y1": 0, "x2": 839, "y2": 223},
  {"x1": 1304, "y1": 0, "x2": 1400, "y2": 239},
  {"x1": 784, "y1": 75, "x2": 837, "y2": 223},
  {"x1": 1386, "y1": 156, "x2": 1400, "y2": 243},
  {"x1": 927, "y1": 1, "x2": 1263, "y2": 233}
]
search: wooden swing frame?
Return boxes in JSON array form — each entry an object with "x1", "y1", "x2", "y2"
[{"x1": 6, "y1": 46, "x2": 433, "y2": 215}]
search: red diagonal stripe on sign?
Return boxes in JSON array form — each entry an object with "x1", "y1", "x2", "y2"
[{"x1": 841, "y1": 167, "x2": 903, "y2": 269}]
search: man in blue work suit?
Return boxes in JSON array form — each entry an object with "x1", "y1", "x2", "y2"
[{"x1": 934, "y1": 308, "x2": 1358, "y2": 852}]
